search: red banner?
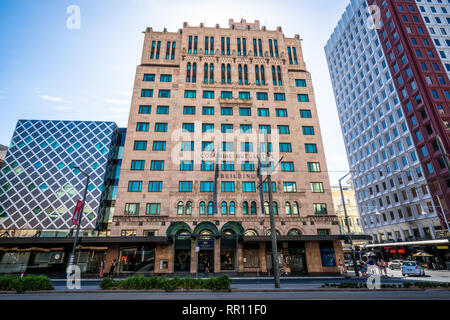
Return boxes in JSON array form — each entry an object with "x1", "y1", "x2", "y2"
[
  {"x1": 72, "y1": 200, "x2": 83, "y2": 226},
  {"x1": 397, "y1": 248, "x2": 405, "y2": 254}
]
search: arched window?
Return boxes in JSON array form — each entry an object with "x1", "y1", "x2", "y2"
[
  {"x1": 177, "y1": 201, "x2": 184, "y2": 215},
  {"x1": 265, "y1": 230, "x2": 281, "y2": 236},
  {"x1": 255, "y1": 66, "x2": 260, "y2": 85},
  {"x1": 273, "y1": 201, "x2": 278, "y2": 215},
  {"x1": 200, "y1": 201, "x2": 206, "y2": 215},
  {"x1": 288, "y1": 229, "x2": 302, "y2": 236},
  {"x1": 207, "y1": 201, "x2": 214, "y2": 215},
  {"x1": 204, "y1": 63, "x2": 208, "y2": 84},
  {"x1": 221, "y1": 201, "x2": 227, "y2": 215},
  {"x1": 186, "y1": 63, "x2": 191, "y2": 83},
  {"x1": 245, "y1": 229, "x2": 258, "y2": 236},
  {"x1": 186, "y1": 201, "x2": 192, "y2": 215},
  {"x1": 192, "y1": 63, "x2": 197, "y2": 83},
  {"x1": 251, "y1": 201, "x2": 257, "y2": 215},
  {"x1": 221, "y1": 64, "x2": 225, "y2": 84},
  {"x1": 272, "y1": 66, "x2": 276, "y2": 86},
  {"x1": 260, "y1": 65, "x2": 265, "y2": 85},
  {"x1": 227, "y1": 64, "x2": 231, "y2": 84},
  {"x1": 238, "y1": 64, "x2": 243, "y2": 85},
  {"x1": 277, "y1": 66, "x2": 282, "y2": 86},
  {"x1": 264, "y1": 201, "x2": 269, "y2": 215},
  {"x1": 209, "y1": 63, "x2": 214, "y2": 83},
  {"x1": 243, "y1": 201, "x2": 249, "y2": 215},
  {"x1": 230, "y1": 201, "x2": 235, "y2": 215},
  {"x1": 285, "y1": 201, "x2": 291, "y2": 215},
  {"x1": 244, "y1": 65, "x2": 248, "y2": 84},
  {"x1": 293, "y1": 202, "x2": 299, "y2": 215}
]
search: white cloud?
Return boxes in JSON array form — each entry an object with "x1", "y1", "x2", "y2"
[
  {"x1": 54, "y1": 106, "x2": 72, "y2": 111},
  {"x1": 108, "y1": 107, "x2": 129, "y2": 113},
  {"x1": 41, "y1": 95, "x2": 64, "y2": 102},
  {"x1": 105, "y1": 99, "x2": 130, "y2": 105}
]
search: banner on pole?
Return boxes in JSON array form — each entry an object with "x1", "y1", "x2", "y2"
[{"x1": 72, "y1": 200, "x2": 83, "y2": 226}]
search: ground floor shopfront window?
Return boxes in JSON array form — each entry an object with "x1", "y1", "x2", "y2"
[
  {"x1": 220, "y1": 236, "x2": 237, "y2": 271},
  {"x1": 119, "y1": 246, "x2": 155, "y2": 273},
  {"x1": 174, "y1": 236, "x2": 191, "y2": 272}
]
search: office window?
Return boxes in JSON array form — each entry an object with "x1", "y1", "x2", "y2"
[
  {"x1": 183, "y1": 106, "x2": 196, "y2": 115},
  {"x1": 274, "y1": 93, "x2": 286, "y2": 101},
  {"x1": 300, "y1": 109, "x2": 312, "y2": 118},
  {"x1": 201, "y1": 161, "x2": 214, "y2": 171},
  {"x1": 258, "y1": 108, "x2": 270, "y2": 117},
  {"x1": 160, "y1": 74, "x2": 172, "y2": 82},
  {"x1": 307, "y1": 162, "x2": 321, "y2": 172},
  {"x1": 222, "y1": 142, "x2": 234, "y2": 151},
  {"x1": 158, "y1": 90, "x2": 170, "y2": 98},
  {"x1": 277, "y1": 125, "x2": 290, "y2": 134},
  {"x1": 156, "y1": 106, "x2": 169, "y2": 114},
  {"x1": 262, "y1": 182, "x2": 277, "y2": 193},
  {"x1": 280, "y1": 143, "x2": 292, "y2": 152},
  {"x1": 221, "y1": 91, "x2": 233, "y2": 99},
  {"x1": 220, "y1": 161, "x2": 234, "y2": 171},
  {"x1": 202, "y1": 124, "x2": 214, "y2": 133},
  {"x1": 133, "y1": 141, "x2": 147, "y2": 150},
  {"x1": 131, "y1": 160, "x2": 145, "y2": 171},
  {"x1": 181, "y1": 141, "x2": 194, "y2": 151},
  {"x1": 182, "y1": 123, "x2": 194, "y2": 132},
  {"x1": 146, "y1": 203, "x2": 161, "y2": 215},
  {"x1": 305, "y1": 144, "x2": 317, "y2": 153},
  {"x1": 150, "y1": 160, "x2": 164, "y2": 171},
  {"x1": 148, "y1": 181, "x2": 163, "y2": 192},
  {"x1": 295, "y1": 79, "x2": 307, "y2": 87},
  {"x1": 154, "y1": 123, "x2": 168, "y2": 132},
  {"x1": 136, "y1": 122, "x2": 149, "y2": 132},
  {"x1": 281, "y1": 162, "x2": 294, "y2": 172},
  {"x1": 239, "y1": 92, "x2": 251, "y2": 100},
  {"x1": 314, "y1": 203, "x2": 327, "y2": 215},
  {"x1": 259, "y1": 125, "x2": 271, "y2": 134},
  {"x1": 242, "y1": 182, "x2": 256, "y2": 192},
  {"x1": 200, "y1": 181, "x2": 214, "y2": 192},
  {"x1": 124, "y1": 203, "x2": 140, "y2": 215},
  {"x1": 202, "y1": 106, "x2": 214, "y2": 115},
  {"x1": 221, "y1": 124, "x2": 233, "y2": 133},
  {"x1": 240, "y1": 124, "x2": 252, "y2": 133},
  {"x1": 128, "y1": 181, "x2": 142, "y2": 192},
  {"x1": 242, "y1": 161, "x2": 255, "y2": 171},
  {"x1": 153, "y1": 141, "x2": 166, "y2": 151},
  {"x1": 180, "y1": 160, "x2": 194, "y2": 171},
  {"x1": 141, "y1": 89, "x2": 153, "y2": 97},
  {"x1": 276, "y1": 109, "x2": 288, "y2": 117},
  {"x1": 203, "y1": 90, "x2": 214, "y2": 99},
  {"x1": 302, "y1": 126, "x2": 315, "y2": 135},
  {"x1": 143, "y1": 74, "x2": 155, "y2": 81},
  {"x1": 221, "y1": 181, "x2": 235, "y2": 192},
  {"x1": 184, "y1": 90, "x2": 196, "y2": 98},
  {"x1": 241, "y1": 142, "x2": 253, "y2": 152},
  {"x1": 256, "y1": 92, "x2": 268, "y2": 100},
  {"x1": 221, "y1": 107, "x2": 233, "y2": 115},
  {"x1": 283, "y1": 182, "x2": 297, "y2": 193},
  {"x1": 138, "y1": 105, "x2": 151, "y2": 114},
  {"x1": 179, "y1": 181, "x2": 193, "y2": 192},
  {"x1": 298, "y1": 94, "x2": 309, "y2": 102},
  {"x1": 239, "y1": 108, "x2": 251, "y2": 116},
  {"x1": 202, "y1": 141, "x2": 214, "y2": 151},
  {"x1": 311, "y1": 182, "x2": 324, "y2": 193}
]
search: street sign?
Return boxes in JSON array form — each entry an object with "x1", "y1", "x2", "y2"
[
  {"x1": 195, "y1": 246, "x2": 200, "y2": 253},
  {"x1": 72, "y1": 200, "x2": 83, "y2": 226}
]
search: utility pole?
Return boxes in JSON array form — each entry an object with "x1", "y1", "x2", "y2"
[
  {"x1": 67, "y1": 166, "x2": 90, "y2": 279},
  {"x1": 339, "y1": 172, "x2": 359, "y2": 277},
  {"x1": 264, "y1": 132, "x2": 280, "y2": 288}
]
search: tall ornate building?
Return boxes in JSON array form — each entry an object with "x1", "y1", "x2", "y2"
[{"x1": 110, "y1": 19, "x2": 364, "y2": 275}]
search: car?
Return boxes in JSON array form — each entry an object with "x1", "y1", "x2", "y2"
[
  {"x1": 388, "y1": 260, "x2": 403, "y2": 270},
  {"x1": 401, "y1": 261, "x2": 425, "y2": 277}
]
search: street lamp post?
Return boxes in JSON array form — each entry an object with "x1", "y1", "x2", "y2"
[
  {"x1": 66, "y1": 166, "x2": 90, "y2": 279},
  {"x1": 339, "y1": 172, "x2": 360, "y2": 277}
]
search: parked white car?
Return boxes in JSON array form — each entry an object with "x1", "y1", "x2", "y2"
[
  {"x1": 402, "y1": 261, "x2": 425, "y2": 277},
  {"x1": 388, "y1": 260, "x2": 403, "y2": 270}
]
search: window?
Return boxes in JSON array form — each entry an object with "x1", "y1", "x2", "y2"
[
  {"x1": 152, "y1": 141, "x2": 166, "y2": 151},
  {"x1": 202, "y1": 124, "x2": 214, "y2": 133},
  {"x1": 240, "y1": 124, "x2": 252, "y2": 133},
  {"x1": 307, "y1": 162, "x2": 321, "y2": 172},
  {"x1": 258, "y1": 108, "x2": 270, "y2": 117},
  {"x1": 221, "y1": 107, "x2": 233, "y2": 115},
  {"x1": 202, "y1": 106, "x2": 214, "y2": 115},
  {"x1": 182, "y1": 123, "x2": 194, "y2": 132},
  {"x1": 136, "y1": 122, "x2": 149, "y2": 132},
  {"x1": 280, "y1": 143, "x2": 292, "y2": 152},
  {"x1": 281, "y1": 162, "x2": 294, "y2": 172},
  {"x1": 180, "y1": 160, "x2": 194, "y2": 171},
  {"x1": 133, "y1": 141, "x2": 147, "y2": 151},
  {"x1": 128, "y1": 181, "x2": 142, "y2": 192},
  {"x1": 150, "y1": 160, "x2": 164, "y2": 171},
  {"x1": 201, "y1": 161, "x2": 214, "y2": 171},
  {"x1": 274, "y1": 93, "x2": 286, "y2": 101},
  {"x1": 305, "y1": 144, "x2": 318, "y2": 153},
  {"x1": 200, "y1": 181, "x2": 214, "y2": 192},
  {"x1": 156, "y1": 106, "x2": 169, "y2": 114},
  {"x1": 143, "y1": 74, "x2": 155, "y2": 81},
  {"x1": 154, "y1": 123, "x2": 168, "y2": 132},
  {"x1": 298, "y1": 94, "x2": 309, "y2": 102},
  {"x1": 160, "y1": 74, "x2": 172, "y2": 82},
  {"x1": 138, "y1": 105, "x2": 151, "y2": 114},
  {"x1": 221, "y1": 124, "x2": 233, "y2": 133},
  {"x1": 262, "y1": 182, "x2": 277, "y2": 193},
  {"x1": 242, "y1": 161, "x2": 255, "y2": 171},
  {"x1": 141, "y1": 89, "x2": 153, "y2": 97},
  {"x1": 146, "y1": 203, "x2": 161, "y2": 215},
  {"x1": 221, "y1": 161, "x2": 234, "y2": 171},
  {"x1": 300, "y1": 109, "x2": 312, "y2": 118},
  {"x1": 256, "y1": 92, "x2": 268, "y2": 100},
  {"x1": 283, "y1": 182, "x2": 297, "y2": 193},
  {"x1": 302, "y1": 126, "x2": 315, "y2": 135},
  {"x1": 310, "y1": 182, "x2": 324, "y2": 193},
  {"x1": 183, "y1": 106, "x2": 196, "y2": 115},
  {"x1": 221, "y1": 181, "x2": 235, "y2": 192},
  {"x1": 181, "y1": 141, "x2": 194, "y2": 151},
  {"x1": 239, "y1": 92, "x2": 251, "y2": 100},
  {"x1": 276, "y1": 109, "x2": 287, "y2": 117},
  {"x1": 148, "y1": 181, "x2": 163, "y2": 192},
  {"x1": 203, "y1": 90, "x2": 214, "y2": 99},
  {"x1": 241, "y1": 142, "x2": 253, "y2": 152},
  {"x1": 314, "y1": 203, "x2": 327, "y2": 214},
  {"x1": 158, "y1": 90, "x2": 170, "y2": 98},
  {"x1": 221, "y1": 91, "x2": 232, "y2": 99},
  {"x1": 277, "y1": 125, "x2": 290, "y2": 134},
  {"x1": 121, "y1": 230, "x2": 137, "y2": 237},
  {"x1": 184, "y1": 90, "x2": 196, "y2": 98},
  {"x1": 295, "y1": 79, "x2": 306, "y2": 87},
  {"x1": 179, "y1": 181, "x2": 193, "y2": 192},
  {"x1": 222, "y1": 142, "x2": 234, "y2": 151},
  {"x1": 239, "y1": 108, "x2": 251, "y2": 116},
  {"x1": 131, "y1": 160, "x2": 145, "y2": 171},
  {"x1": 242, "y1": 182, "x2": 256, "y2": 192},
  {"x1": 259, "y1": 125, "x2": 271, "y2": 134},
  {"x1": 124, "y1": 203, "x2": 140, "y2": 215}
]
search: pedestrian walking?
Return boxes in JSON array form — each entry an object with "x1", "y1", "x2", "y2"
[
  {"x1": 99, "y1": 259, "x2": 105, "y2": 278},
  {"x1": 380, "y1": 259, "x2": 388, "y2": 276},
  {"x1": 108, "y1": 259, "x2": 117, "y2": 277},
  {"x1": 338, "y1": 259, "x2": 346, "y2": 276},
  {"x1": 360, "y1": 261, "x2": 367, "y2": 277}
]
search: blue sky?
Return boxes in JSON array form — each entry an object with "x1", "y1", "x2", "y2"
[{"x1": 0, "y1": 0, "x2": 350, "y2": 184}]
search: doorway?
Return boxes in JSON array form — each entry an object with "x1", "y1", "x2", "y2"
[{"x1": 198, "y1": 250, "x2": 214, "y2": 273}]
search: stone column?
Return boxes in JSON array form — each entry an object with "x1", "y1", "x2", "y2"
[
  {"x1": 429, "y1": 223, "x2": 436, "y2": 239},
  {"x1": 155, "y1": 243, "x2": 174, "y2": 274},
  {"x1": 259, "y1": 242, "x2": 267, "y2": 274},
  {"x1": 305, "y1": 241, "x2": 322, "y2": 274},
  {"x1": 237, "y1": 242, "x2": 244, "y2": 273},
  {"x1": 214, "y1": 238, "x2": 221, "y2": 274},
  {"x1": 190, "y1": 238, "x2": 197, "y2": 275},
  {"x1": 399, "y1": 229, "x2": 406, "y2": 241}
]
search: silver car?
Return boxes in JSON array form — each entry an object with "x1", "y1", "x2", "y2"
[{"x1": 388, "y1": 260, "x2": 403, "y2": 270}]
